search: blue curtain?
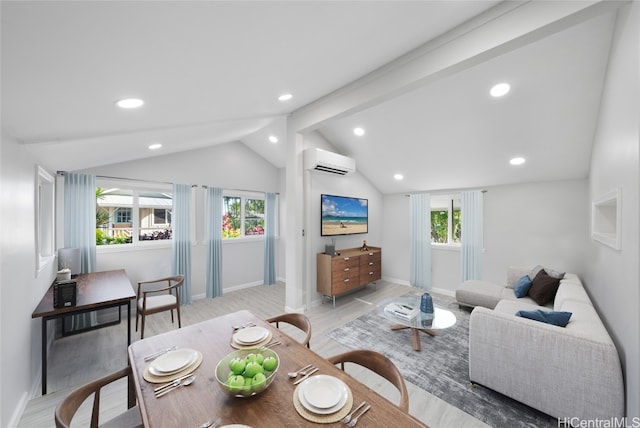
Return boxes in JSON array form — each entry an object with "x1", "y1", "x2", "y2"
[
  {"x1": 461, "y1": 190, "x2": 483, "y2": 281},
  {"x1": 206, "y1": 187, "x2": 223, "y2": 298},
  {"x1": 64, "y1": 172, "x2": 97, "y2": 329},
  {"x1": 410, "y1": 193, "x2": 431, "y2": 289},
  {"x1": 171, "y1": 184, "x2": 192, "y2": 304},
  {"x1": 263, "y1": 192, "x2": 276, "y2": 285}
]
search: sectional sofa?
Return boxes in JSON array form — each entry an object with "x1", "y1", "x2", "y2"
[{"x1": 456, "y1": 267, "x2": 624, "y2": 420}]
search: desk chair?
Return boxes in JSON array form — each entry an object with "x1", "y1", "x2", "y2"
[
  {"x1": 327, "y1": 349, "x2": 409, "y2": 412},
  {"x1": 136, "y1": 275, "x2": 184, "y2": 339},
  {"x1": 54, "y1": 367, "x2": 141, "y2": 428},
  {"x1": 265, "y1": 313, "x2": 312, "y2": 348}
]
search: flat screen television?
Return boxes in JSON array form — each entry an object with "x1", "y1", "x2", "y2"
[{"x1": 321, "y1": 194, "x2": 368, "y2": 236}]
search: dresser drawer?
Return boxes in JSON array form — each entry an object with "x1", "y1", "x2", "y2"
[{"x1": 360, "y1": 267, "x2": 381, "y2": 284}]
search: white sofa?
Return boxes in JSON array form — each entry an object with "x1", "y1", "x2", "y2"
[{"x1": 458, "y1": 267, "x2": 624, "y2": 420}]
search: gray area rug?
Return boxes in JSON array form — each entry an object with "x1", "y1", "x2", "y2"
[{"x1": 326, "y1": 294, "x2": 557, "y2": 428}]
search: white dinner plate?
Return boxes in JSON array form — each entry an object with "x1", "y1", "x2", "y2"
[
  {"x1": 233, "y1": 326, "x2": 268, "y2": 344},
  {"x1": 298, "y1": 375, "x2": 348, "y2": 414},
  {"x1": 149, "y1": 348, "x2": 198, "y2": 374}
]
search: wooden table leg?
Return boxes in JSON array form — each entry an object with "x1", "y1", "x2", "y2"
[
  {"x1": 411, "y1": 328, "x2": 422, "y2": 351},
  {"x1": 418, "y1": 328, "x2": 437, "y2": 337},
  {"x1": 390, "y1": 324, "x2": 410, "y2": 331}
]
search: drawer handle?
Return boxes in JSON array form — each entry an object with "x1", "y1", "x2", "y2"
[
  {"x1": 369, "y1": 272, "x2": 374, "y2": 275},
  {"x1": 344, "y1": 268, "x2": 350, "y2": 272},
  {"x1": 369, "y1": 262, "x2": 374, "y2": 266},
  {"x1": 343, "y1": 257, "x2": 350, "y2": 261},
  {"x1": 368, "y1": 253, "x2": 373, "y2": 256},
  {"x1": 344, "y1": 278, "x2": 350, "y2": 283}
]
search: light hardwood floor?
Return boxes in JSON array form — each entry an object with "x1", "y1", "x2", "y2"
[{"x1": 19, "y1": 280, "x2": 488, "y2": 428}]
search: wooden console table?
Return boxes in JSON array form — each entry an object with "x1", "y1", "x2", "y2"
[
  {"x1": 317, "y1": 246, "x2": 381, "y2": 307},
  {"x1": 32, "y1": 269, "x2": 135, "y2": 394}
]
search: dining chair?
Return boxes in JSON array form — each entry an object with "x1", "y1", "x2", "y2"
[
  {"x1": 265, "y1": 312, "x2": 312, "y2": 348},
  {"x1": 54, "y1": 366, "x2": 141, "y2": 428},
  {"x1": 136, "y1": 275, "x2": 184, "y2": 339},
  {"x1": 327, "y1": 349, "x2": 409, "y2": 412}
]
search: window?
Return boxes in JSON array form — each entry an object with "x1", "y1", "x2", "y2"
[
  {"x1": 115, "y1": 208, "x2": 132, "y2": 224},
  {"x1": 222, "y1": 192, "x2": 269, "y2": 239},
  {"x1": 96, "y1": 183, "x2": 172, "y2": 245},
  {"x1": 431, "y1": 195, "x2": 461, "y2": 245},
  {"x1": 36, "y1": 165, "x2": 55, "y2": 272}
]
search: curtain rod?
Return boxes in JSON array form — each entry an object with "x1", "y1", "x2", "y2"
[
  {"x1": 57, "y1": 171, "x2": 175, "y2": 186},
  {"x1": 404, "y1": 189, "x2": 487, "y2": 197},
  {"x1": 200, "y1": 185, "x2": 280, "y2": 195},
  {"x1": 57, "y1": 171, "x2": 279, "y2": 194}
]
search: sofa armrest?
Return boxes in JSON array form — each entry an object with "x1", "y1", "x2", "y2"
[{"x1": 469, "y1": 307, "x2": 624, "y2": 420}]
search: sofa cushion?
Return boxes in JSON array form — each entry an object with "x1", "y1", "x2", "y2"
[
  {"x1": 530, "y1": 264, "x2": 565, "y2": 280},
  {"x1": 527, "y1": 270, "x2": 561, "y2": 306},
  {"x1": 554, "y1": 281, "x2": 592, "y2": 310},
  {"x1": 456, "y1": 280, "x2": 503, "y2": 309},
  {"x1": 507, "y1": 266, "x2": 531, "y2": 288},
  {"x1": 515, "y1": 309, "x2": 572, "y2": 327},
  {"x1": 513, "y1": 275, "x2": 532, "y2": 298}
]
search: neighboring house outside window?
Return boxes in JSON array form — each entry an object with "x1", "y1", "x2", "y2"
[
  {"x1": 431, "y1": 195, "x2": 461, "y2": 246},
  {"x1": 96, "y1": 184, "x2": 173, "y2": 245}
]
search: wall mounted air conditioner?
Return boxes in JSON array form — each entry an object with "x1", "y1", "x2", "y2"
[{"x1": 304, "y1": 148, "x2": 356, "y2": 176}]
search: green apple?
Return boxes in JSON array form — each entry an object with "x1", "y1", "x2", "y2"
[
  {"x1": 262, "y1": 356, "x2": 278, "y2": 372},
  {"x1": 254, "y1": 353, "x2": 264, "y2": 365},
  {"x1": 243, "y1": 361, "x2": 264, "y2": 378},
  {"x1": 244, "y1": 353, "x2": 257, "y2": 364},
  {"x1": 229, "y1": 357, "x2": 246, "y2": 375},
  {"x1": 244, "y1": 377, "x2": 253, "y2": 388},
  {"x1": 227, "y1": 375, "x2": 246, "y2": 393},
  {"x1": 251, "y1": 372, "x2": 267, "y2": 391}
]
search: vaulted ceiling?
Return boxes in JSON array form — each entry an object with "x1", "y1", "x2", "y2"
[{"x1": 1, "y1": 1, "x2": 622, "y2": 194}]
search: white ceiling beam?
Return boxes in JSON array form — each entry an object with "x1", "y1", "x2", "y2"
[{"x1": 290, "y1": 0, "x2": 628, "y2": 133}]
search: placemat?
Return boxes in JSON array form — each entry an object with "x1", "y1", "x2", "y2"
[
  {"x1": 292, "y1": 382, "x2": 353, "y2": 424},
  {"x1": 230, "y1": 330, "x2": 273, "y2": 349},
  {"x1": 143, "y1": 350, "x2": 203, "y2": 383}
]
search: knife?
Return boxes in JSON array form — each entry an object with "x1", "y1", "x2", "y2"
[{"x1": 293, "y1": 367, "x2": 318, "y2": 385}]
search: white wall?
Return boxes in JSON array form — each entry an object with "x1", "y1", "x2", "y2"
[
  {"x1": 84, "y1": 141, "x2": 282, "y2": 296},
  {"x1": 303, "y1": 132, "x2": 383, "y2": 305},
  {"x1": 382, "y1": 179, "x2": 590, "y2": 294},
  {"x1": 585, "y1": 3, "x2": 640, "y2": 418},
  {"x1": 1, "y1": 132, "x2": 58, "y2": 427}
]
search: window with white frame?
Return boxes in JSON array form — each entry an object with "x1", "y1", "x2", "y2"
[
  {"x1": 96, "y1": 181, "x2": 173, "y2": 245},
  {"x1": 221, "y1": 192, "x2": 272, "y2": 239},
  {"x1": 431, "y1": 195, "x2": 461, "y2": 245},
  {"x1": 36, "y1": 165, "x2": 55, "y2": 272}
]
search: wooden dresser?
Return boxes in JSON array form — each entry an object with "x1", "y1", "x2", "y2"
[{"x1": 317, "y1": 246, "x2": 381, "y2": 307}]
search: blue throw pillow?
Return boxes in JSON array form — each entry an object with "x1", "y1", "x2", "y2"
[
  {"x1": 513, "y1": 275, "x2": 532, "y2": 298},
  {"x1": 515, "y1": 310, "x2": 572, "y2": 327}
]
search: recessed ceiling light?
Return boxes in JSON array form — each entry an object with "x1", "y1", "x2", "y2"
[
  {"x1": 116, "y1": 98, "x2": 144, "y2": 109},
  {"x1": 278, "y1": 93, "x2": 293, "y2": 101},
  {"x1": 394, "y1": 174, "x2": 404, "y2": 180},
  {"x1": 353, "y1": 127, "x2": 365, "y2": 136},
  {"x1": 148, "y1": 143, "x2": 162, "y2": 150},
  {"x1": 490, "y1": 83, "x2": 510, "y2": 98},
  {"x1": 268, "y1": 135, "x2": 278, "y2": 143},
  {"x1": 510, "y1": 156, "x2": 526, "y2": 165}
]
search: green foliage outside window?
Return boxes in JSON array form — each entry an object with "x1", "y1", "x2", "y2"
[
  {"x1": 431, "y1": 211, "x2": 448, "y2": 243},
  {"x1": 223, "y1": 196, "x2": 241, "y2": 238},
  {"x1": 245, "y1": 198, "x2": 265, "y2": 236}
]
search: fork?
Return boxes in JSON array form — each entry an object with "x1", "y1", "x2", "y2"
[
  {"x1": 293, "y1": 367, "x2": 318, "y2": 385},
  {"x1": 341, "y1": 401, "x2": 366, "y2": 424},
  {"x1": 198, "y1": 416, "x2": 221, "y2": 428},
  {"x1": 346, "y1": 404, "x2": 371, "y2": 427}
]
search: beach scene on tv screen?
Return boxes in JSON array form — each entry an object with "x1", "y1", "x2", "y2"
[{"x1": 322, "y1": 194, "x2": 368, "y2": 236}]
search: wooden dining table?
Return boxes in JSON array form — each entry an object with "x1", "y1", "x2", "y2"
[{"x1": 128, "y1": 310, "x2": 429, "y2": 427}]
